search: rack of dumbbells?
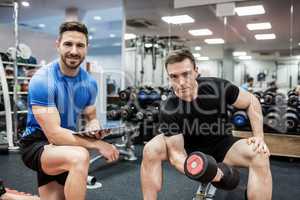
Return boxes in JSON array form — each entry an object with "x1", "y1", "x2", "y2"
[
  {"x1": 107, "y1": 86, "x2": 171, "y2": 144},
  {"x1": 231, "y1": 89, "x2": 300, "y2": 157},
  {"x1": 231, "y1": 90, "x2": 300, "y2": 135}
]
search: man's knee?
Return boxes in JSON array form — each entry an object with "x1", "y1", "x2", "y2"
[
  {"x1": 249, "y1": 152, "x2": 270, "y2": 169},
  {"x1": 68, "y1": 146, "x2": 90, "y2": 167},
  {"x1": 143, "y1": 135, "x2": 167, "y2": 162}
]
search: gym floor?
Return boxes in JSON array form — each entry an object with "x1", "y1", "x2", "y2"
[{"x1": 0, "y1": 145, "x2": 299, "y2": 200}]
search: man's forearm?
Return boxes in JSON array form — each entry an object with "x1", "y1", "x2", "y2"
[
  {"x1": 246, "y1": 96, "x2": 264, "y2": 138},
  {"x1": 46, "y1": 127, "x2": 105, "y2": 149}
]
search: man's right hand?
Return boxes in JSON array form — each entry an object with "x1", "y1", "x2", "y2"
[{"x1": 98, "y1": 142, "x2": 119, "y2": 162}]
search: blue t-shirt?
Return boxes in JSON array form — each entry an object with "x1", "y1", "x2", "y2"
[{"x1": 22, "y1": 61, "x2": 98, "y2": 137}]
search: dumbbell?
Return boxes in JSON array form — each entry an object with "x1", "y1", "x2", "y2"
[
  {"x1": 107, "y1": 110, "x2": 121, "y2": 120},
  {"x1": 120, "y1": 104, "x2": 137, "y2": 120},
  {"x1": 184, "y1": 152, "x2": 240, "y2": 190},
  {"x1": 264, "y1": 107, "x2": 282, "y2": 131},
  {"x1": 263, "y1": 92, "x2": 276, "y2": 105},
  {"x1": 282, "y1": 107, "x2": 299, "y2": 132},
  {"x1": 231, "y1": 110, "x2": 248, "y2": 127},
  {"x1": 145, "y1": 107, "x2": 159, "y2": 122},
  {"x1": 119, "y1": 88, "x2": 132, "y2": 101},
  {"x1": 287, "y1": 90, "x2": 299, "y2": 107},
  {"x1": 274, "y1": 93, "x2": 286, "y2": 106}
]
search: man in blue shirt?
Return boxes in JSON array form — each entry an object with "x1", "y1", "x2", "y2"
[
  {"x1": 241, "y1": 77, "x2": 254, "y2": 92},
  {"x1": 19, "y1": 21, "x2": 119, "y2": 200}
]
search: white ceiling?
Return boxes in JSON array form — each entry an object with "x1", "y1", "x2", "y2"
[{"x1": 0, "y1": 0, "x2": 299, "y2": 58}]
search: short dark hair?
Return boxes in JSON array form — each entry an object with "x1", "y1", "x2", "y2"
[
  {"x1": 247, "y1": 77, "x2": 254, "y2": 82},
  {"x1": 58, "y1": 21, "x2": 89, "y2": 43},
  {"x1": 165, "y1": 49, "x2": 196, "y2": 70}
]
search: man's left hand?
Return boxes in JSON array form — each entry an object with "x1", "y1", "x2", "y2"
[{"x1": 247, "y1": 136, "x2": 270, "y2": 156}]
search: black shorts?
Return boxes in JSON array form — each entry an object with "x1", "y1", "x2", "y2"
[
  {"x1": 184, "y1": 135, "x2": 240, "y2": 162},
  {"x1": 19, "y1": 130, "x2": 68, "y2": 187}
]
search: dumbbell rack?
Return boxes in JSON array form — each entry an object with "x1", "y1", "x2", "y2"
[
  {"x1": 233, "y1": 130, "x2": 300, "y2": 158},
  {"x1": 0, "y1": 58, "x2": 41, "y2": 150}
]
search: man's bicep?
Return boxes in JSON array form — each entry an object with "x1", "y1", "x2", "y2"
[
  {"x1": 232, "y1": 89, "x2": 253, "y2": 109},
  {"x1": 164, "y1": 134, "x2": 185, "y2": 151},
  {"x1": 32, "y1": 106, "x2": 61, "y2": 133}
]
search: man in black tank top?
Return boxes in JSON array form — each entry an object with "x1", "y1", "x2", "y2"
[{"x1": 141, "y1": 49, "x2": 272, "y2": 200}]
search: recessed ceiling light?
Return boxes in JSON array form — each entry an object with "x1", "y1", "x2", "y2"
[
  {"x1": 89, "y1": 27, "x2": 96, "y2": 32},
  {"x1": 233, "y1": 51, "x2": 247, "y2": 56},
  {"x1": 195, "y1": 46, "x2": 201, "y2": 51},
  {"x1": 197, "y1": 56, "x2": 209, "y2": 61},
  {"x1": 109, "y1": 34, "x2": 116, "y2": 38},
  {"x1": 204, "y1": 38, "x2": 225, "y2": 44},
  {"x1": 255, "y1": 33, "x2": 276, "y2": 40},
  {"x1": 38, "y1": 24, "x2": 45, "y2": 28},
  {"x1": 189, "y1": 29, "x2": 212, "y2": 36},
  {"x1": 239, "y1": 56, "x2": 252, "y2": 60},
  {"x1": 298, "y1": 42, "x2": 300, "y2": 46},
  {"x1": 113, "y1": 43, "x2": 121, "y2": 46},
  {"x1": 247, "y1": 22, "x2": 271, "y2": 30},
  {"x1": 93, "y1": 16, "x2": 102, "y2": 21},
  {"x1": 193, "y1": 53, "x2": 201, "y2": 58},
  {"x1": 161, "y1": 15, "x2": 194, "y2": 24},
  {"x1": 235, "y1": 5, "x2": 265, "y2": 16},
  {"x1": 125, "y1": 33, "x2": 137, "y2": 40},
  {"x1": 21, "y1": 1, "x2": 30, "y2": 7}
]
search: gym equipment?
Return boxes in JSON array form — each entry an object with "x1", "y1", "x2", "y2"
[
  {"x1": 193, "y1": 183, "x2": 216, "y2": 200},
  {"x1": 184, "y1": 152, "x2": 218, "y2": 183},
  {"x1": 87, "y1": 124, "x2": 138, "y2": 189},
  {"x1": 264, "y1": 107, "x2": 282, "y2": 132},
  {"x1": 287, "y1": 90, "x2": 299, "y2": 107},
  {"x1": 119, "y1": 87, "x2": 132, "y2": 101},
  {"x1": 231, "y1": 110, "x2": 248, "y2": 127},
  {"x1": 263, "y1": 92, "x2": 276, "y2": 105},
  {"x1": 274, "y1": 93, "x2": 286, "y2": 105},
  {"x1": 184, "y1": 152, "x2": 240, "y2": 190},
  {"x1": 120, "y1": 104, "x2": 137, "y2": 120},
  {"x1": 282, "y1": 107, "x2": 299, "y2": 132}
]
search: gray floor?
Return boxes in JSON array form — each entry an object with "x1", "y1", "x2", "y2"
[{"x1": 0, "y1": 145, "x2": 300, "y2": 200}]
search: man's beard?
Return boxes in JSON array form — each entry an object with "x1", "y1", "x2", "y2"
[{"x1": 61, "y1": 54, "x2": 84, "y2": 70}]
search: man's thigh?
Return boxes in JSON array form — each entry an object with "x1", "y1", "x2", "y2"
[
  {"x1": 223, "y1": 139, "x2": 257, "y2": 167},
  {"x1": 40, "y1": 145, "x2": 89, "y2": 176}
]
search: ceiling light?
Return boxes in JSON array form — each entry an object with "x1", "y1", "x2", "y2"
[
  {"x1": 189, "y1": 29, "x2": 212, "y2": 36},
  {"x1": 109, "y1": 34, "x2": 116, "y2": 38},
  {"x1": 113, "y1": 43, "x2": 121, "y2": 46},
  {"x1": 193, "y1": 53, "x2": 201, "y2": 58},
  {"x1": 197, "y1": 57, "x2": 209, "y2": 61},
  {"x1": 233, "y1": 51, "x2": 247, "y2": 56},
  {"x1": 21, "y1": 1, "x2": 30, "y2": 7},
  {"x1": 125, "y1": 33, "x2": 136, "y2": 40},
  {"x1": 89, "y1": 36, "x2": 93, "y2": 40},
  {"x1": 161, "y1": 15, "x2": 194, "y2": 24},
  {"x1": 89, "y1": 28, "x2": 96, "y2": 32},
  {"x1": 235, "y1": 5, "x2": 265, "y2": 16},
  {"x1": 204, "y1": 38, "x2": 225, "y2": 44},
  {"x1": 239, "y1": 56, "x2": 252, "y2": 60},
  {"x1": 38, "y1": 24, "x2": 45, "y2": 28},
  {"x1": 298, "y1": 43, "x2": 300, "y2": 46},
  {"x1": 93, "y1": 16, "x2": 102, "y2": 21},
  {"x1": 145, "y1": 43, "x2": 153, "y2": 48},
  {"x1": 247, "y1": 22, "x2": 271, "y2": 30},
  {"x1": 255, "y1": 33, "x2": 276, "y2": 40},
  {"x1": 195, "y1": 46, "x2": 202, "y2": 51}
]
